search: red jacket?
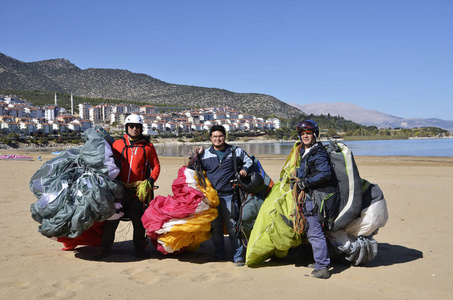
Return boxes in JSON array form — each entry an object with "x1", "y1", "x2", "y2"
[{"x1": 112, "y1": 134, "x2": 160, "y2": 184}]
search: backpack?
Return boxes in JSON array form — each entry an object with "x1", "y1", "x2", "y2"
[
  {"x1": 300, "y1": 143, "x2": 340, "y2": 231},
  {"x1": 299, "y1": 140, "x2": 362, "y2": 232},
  {"x1": 325, "y1": 140, "x2": 363, "y2": 231}
]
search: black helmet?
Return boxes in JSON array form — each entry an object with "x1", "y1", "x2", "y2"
[
  {"x1": 296, "y1": 119, "x2": 319, "y2": 138},
  {"x1": 236, "y1": 172, "x2": 265, "y2": 194}
]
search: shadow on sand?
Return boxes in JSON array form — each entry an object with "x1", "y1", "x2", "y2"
[
  {"x1": 363, "y1": 242, "x2": 423, "y2": 267},
  {"x1": 245, "y1": 242, "x2": 423, "y2": 276},
  {"x1": 71, "y1": 239, "x2": 422, "y2": 273},
  {"x1": 72, "y1": 238, "x2": 218, "y2": 264}
]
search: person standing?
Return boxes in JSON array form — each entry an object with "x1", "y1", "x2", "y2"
[
  {"x1": 95, "y1": 114, "x2": 160, "y2": 259},
  {"x1": 295, "y1": 120, "x2": 339, "y2": 279},
  {"x1": 196, "y1": 125, "x2": 253, "y2": 266}
]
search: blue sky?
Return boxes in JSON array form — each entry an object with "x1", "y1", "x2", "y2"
[{"x1": 2, "y1": 0, "x2": 452, "y2": 120}]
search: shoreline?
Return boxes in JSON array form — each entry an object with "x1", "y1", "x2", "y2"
[
  {"x1": 3, "y1": 148, "x2": 453, "y2": 165},
  {"x1": 2, "y1": 135, "x2": 453, "y2": 152},
  {"x1": 4, "y1": 149, "x2": 453, "y2": 161},
  {"x1": 3, "y1": 147, "x2": 453, "y2": 161}
]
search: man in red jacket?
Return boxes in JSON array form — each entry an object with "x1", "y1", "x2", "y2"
[{"x1": 95, "y1": 114, "x2": 160, "y2": 260}]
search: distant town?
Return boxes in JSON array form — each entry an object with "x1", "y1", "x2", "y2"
[{"x1": 0, "y1": 94, "x2": 281, "y2": 136}]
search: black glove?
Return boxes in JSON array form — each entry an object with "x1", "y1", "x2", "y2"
[
  {"x1": 147, "y1": 177, "x2": 155, "y2": 186},
  {"x1": 297, "y1": 179, "x2": 308, "y2": 191}
]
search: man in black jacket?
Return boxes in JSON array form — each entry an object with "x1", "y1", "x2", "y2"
[
  {"x1": 296, "y1": 120, "x2": 339, "y2": 279},
  {"x1": 196, "y1": 125, "x2": 253, "y2": 266}
]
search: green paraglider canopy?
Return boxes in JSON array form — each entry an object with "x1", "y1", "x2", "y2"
[{"x1": 30, "y1": 126, "x2": 123, "y2": 238}]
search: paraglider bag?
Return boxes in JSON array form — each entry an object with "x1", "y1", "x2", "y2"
[
  {"x1": 230, "y1": 147, "x2": 273, "y2": 241},
  {"x1": 230, "y1": 187, "x2": 241, "y2": 221}
]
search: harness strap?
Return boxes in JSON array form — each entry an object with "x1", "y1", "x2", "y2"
[
  {"x1": 290, "y1": 177, "x2": 307, "y2": 233},
  {"x1": 120, "y1": 136, "x2": 150, "y2": 181},
  {"x1": 231, "y1": 146, "x2": 246, "y2": 237}
]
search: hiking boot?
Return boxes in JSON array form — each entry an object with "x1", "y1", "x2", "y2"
[
  {"x1": 94, "y1": 247, "x2": 111, "y2": 260},
  {"x1": 311, "y1": 268, "x2": 330, "y2": 279},
  {"x1": 235, "y1": 260, "x2": 245, "y2": 267},
  {"x1": 307, "y1": 263, "x2": 330, "y2": 269}
]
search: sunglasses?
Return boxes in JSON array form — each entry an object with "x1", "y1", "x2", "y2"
[
  {"x1": 128, "y1": 124, "x2": 142, "y2": 129},
  {"x1": 300, "y1": 129, "x2": 314, "y2": 135}
]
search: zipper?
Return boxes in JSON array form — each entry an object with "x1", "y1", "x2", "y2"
[{"x1": 127, "y1": 146, "x2": 138, "y2": 183}]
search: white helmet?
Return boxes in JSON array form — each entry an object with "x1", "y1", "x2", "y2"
[{"x1": 124, "y1": 114, "x2": 144, "y2": 126}]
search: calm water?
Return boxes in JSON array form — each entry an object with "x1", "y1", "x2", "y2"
[{"x1": 153, "y1": 138, "x2": 453, "y2": 157}]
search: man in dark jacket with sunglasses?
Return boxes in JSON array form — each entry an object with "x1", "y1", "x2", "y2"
[{"x1": 95, "y1": 114, "x2": 160, "y2": 260}]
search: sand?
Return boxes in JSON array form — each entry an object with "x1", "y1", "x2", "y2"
[{"x1": 1, "y1": 151, "x2": 453, "y2": 300}]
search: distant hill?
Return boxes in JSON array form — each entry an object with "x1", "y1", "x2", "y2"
[
  {"x1": 0, "y1": 52, "x2": 302, "y2": 118},
  {"x1": 290, "y1": 102, "x2": 453, "y2": 132}
]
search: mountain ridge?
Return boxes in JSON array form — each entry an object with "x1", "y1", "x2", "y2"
[
  {"x1": 290, "y1": 102, "x2": 453, "y2": 132},
  {"x1": 0, "y1": 52, "x2": 301, "y2": 118}
]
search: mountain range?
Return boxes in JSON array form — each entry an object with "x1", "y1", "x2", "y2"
[
  {"x1": 1, "y1": 52, "x2": 451, "y2": 132},
  {"x1": 290, "y1": 102, "x2": 453, "y2": 132},
  {"x1": 0, "y1": 52, "x2": 301, "y2": 119}
]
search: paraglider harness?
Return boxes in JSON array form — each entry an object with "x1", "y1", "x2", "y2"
[
  {"x1": 230, "y1": 147, "x2": 273, "y2": 244},
  {"x1": 291, "y1": 140, "x2": 352, "y2": 232},
  {"x1": 118, "y1": 135, "x2": 159, "y2": 220}
]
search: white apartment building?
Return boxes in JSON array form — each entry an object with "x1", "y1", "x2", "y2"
[
  {"x1": 44, "y1": 106, "x2": 59, "y2": 121},
  {"x1": 112, "y1": 104, "x2": 127, "y2": 114},
  {"x1": 68, "y1": 123, "x2": 82, "y2": 132},
  {"x1": 78, "y1": 103, "x2": 92, "y2": 120},
  {"x1": 152, "y1": 121, "x2": 165, "y2": 132},
  {"x1": 99, "y1": 104, "x2": 112, "y2": 122},
  {"x1": 266, "y1": 117, "x2": 281, "y2": 129},
  {"x1": 223, "y1": 124, "x2": 235, "y2": 132},
  {"x1": 140, "y1": 105, "x2": 157, "y2": 115},
  {"x1": 2, "y1": 122, "x2": 19, "y2": 132},
  {"x1": 180, "y1": 122, "x2": 191, "y2": 132},
  {"x1": 89, "y1": 106, "x2": 102, "y2": 123},
  {"x1": 191, "y1": 123, "x2": 203, "y2": 131},
  {"x1": 36, "y1": 123, "x2": 51, "y2": 134},
  {"x1": 165, "y1": 121, "x2": 177, "y2": 131},
  {"x1": 214, "y1": 112, "x2": 227, "y2": 120},
  {"x1": 25, "y1": 107, "x2": 44, "y2": 118},
  {"x1": 19, "y1": 122, "x2": 36, "y2": 134}
]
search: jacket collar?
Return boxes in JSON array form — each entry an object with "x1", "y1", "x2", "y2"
[{"x1": 123, "y1": 134, "x2": 146, "y2": 146}]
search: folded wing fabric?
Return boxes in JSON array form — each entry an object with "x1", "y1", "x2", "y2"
[
  {"x1": 142, "y1": 166, "x2": 219, "y2": 254},
  {"x1": 29, "y1": 126, "x2": 123, "y2": 239}
]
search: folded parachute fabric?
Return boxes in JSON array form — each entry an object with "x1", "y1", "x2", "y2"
[
  {"x1": 327, "y1": 231, "x2": 378, "y2": 266},
  {"x1": 326, "y1": 181, "x2": 389, "y2": 266},
  {"x1": 141, "y1": 166, "x2": 219, "y2": 255},
  {"x1": 29, "y1": 126, "x2": 123, "y2": 240},
  {"x1": 56, "y1": 222, "x2": 104, "y2": 251},
  {"x1": 246, "y1": 142, "x2": 303, "y2": 266},
  {"x1": 344, "y1": 181, "x2": 389, "y2": 237}
]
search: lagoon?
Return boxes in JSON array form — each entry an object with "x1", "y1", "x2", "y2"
[{"x1": 153, "y1": 138, "x2": 453, "y2": 157}]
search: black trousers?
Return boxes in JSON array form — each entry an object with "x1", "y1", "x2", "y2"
[{"x1": 101, "y1": 188, "x2": 146, "y2": 252}]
